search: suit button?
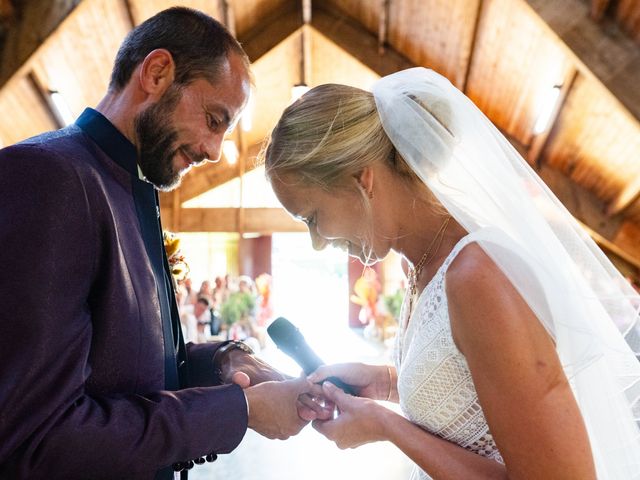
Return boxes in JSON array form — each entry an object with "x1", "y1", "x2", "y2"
[
  {"x1": 172, "y1": 462, "x2": 185, "y2": 471},
  {"x1": 205, "y1": 453, "x2": 218, "y2": 462},
  {"x1": 185, "y1": 460, "x2": 195, "y2": 470},
  {"x1": 194, "y1": 457, "x2": 206, "y2": 465}
]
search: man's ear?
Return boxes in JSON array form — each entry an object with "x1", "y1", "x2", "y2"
[
  {"x1": 354, "y1": 165, "x2": 374, "y2": 198},
  {"x1": 138, "y1": 49, "x2": 175, "y2": 98}
]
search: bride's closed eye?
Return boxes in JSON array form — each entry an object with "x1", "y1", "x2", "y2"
[
  {"x1": 303, "y1": 215, "x2": 316, "y2": 227},
  {"x1": 296, "y1": 213, "x2": 316, "y2": 227}
]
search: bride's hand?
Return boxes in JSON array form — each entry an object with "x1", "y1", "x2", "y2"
[
  {"x1": 308, "y1": 363, "x2": 395, "y2": 401},
  {"x1": 312, "y1": 382, "x2": 393, "y2": 449}
]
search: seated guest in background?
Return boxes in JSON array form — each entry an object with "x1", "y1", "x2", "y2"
[
  {"x1": 194, "y1": 296, "x2": 213, "y2": 343},
  {"x1": 212, "y1": 275, "x2": 231, "y2": 310}
]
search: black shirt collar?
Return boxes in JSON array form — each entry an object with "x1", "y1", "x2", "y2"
[{"x1": 75, "y1": 107, "x2": 139, "y2": 177}]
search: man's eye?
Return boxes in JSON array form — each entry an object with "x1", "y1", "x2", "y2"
[{"x1": 206, "y1": 113, "x2": 220, "y2": 130}]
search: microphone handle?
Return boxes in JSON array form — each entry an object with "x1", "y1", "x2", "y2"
[
  {"x1": 285, "y1": 344, "x2": 357, "y2": 395},
  {"x1": 321, "y1": 376, "x2": 357, "y2": 396}
]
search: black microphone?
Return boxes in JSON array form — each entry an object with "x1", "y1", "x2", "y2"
[{"x1": 267, "y1": 317, "x2": 356, "y2": 395}]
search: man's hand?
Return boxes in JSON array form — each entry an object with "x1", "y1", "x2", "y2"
[
  {"x1": 220, "y1": 349, "x2": 287, "y2": 385},
  {"x1": 243, "y1": 376, "x2": 330, "y2": 440}
]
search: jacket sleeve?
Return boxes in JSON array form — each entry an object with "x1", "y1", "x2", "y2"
[{"x1": 0, "y1": 145, "x2": 248, "y2": 479}]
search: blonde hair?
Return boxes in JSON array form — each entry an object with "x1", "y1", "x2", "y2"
[{"x1": 261, "y1": 84, "x2": 419, "y2": 191}]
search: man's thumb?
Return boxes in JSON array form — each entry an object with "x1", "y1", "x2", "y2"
[{"x1": 231, "y1": 371, "x2": 251, "y2": 388}]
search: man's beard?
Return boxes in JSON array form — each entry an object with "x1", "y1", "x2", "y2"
[{"x1": 134, "y1": 86, "x2": 184, "y2": 191}]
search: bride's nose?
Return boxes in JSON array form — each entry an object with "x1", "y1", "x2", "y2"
[{"x1": 309, "y1": 229, "x2": 328, "y2": 251}]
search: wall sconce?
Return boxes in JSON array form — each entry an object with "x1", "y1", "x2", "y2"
[
  {"x1": 533, "y1": 85, "x2": 562, "y2": 135},
  {"x1": 290, "y1": 83, "x2": 310, "y2": 103},
  {"x1": 49, "y1": 90, "x2": 75, "y2": 126},
  {"x1": 222, "y1": 139, "x2": 239, "y2": 165},
  {"x1": 240, "y1": 90, "x2": 254, "y2": 132}
]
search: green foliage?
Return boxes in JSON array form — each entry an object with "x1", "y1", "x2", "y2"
[
  {"x1": 383, "y1": 289, "x2": 405, "y2": 321},
  {"x1": 220, "y1": 292, "x2": 256, "y2": 326}
]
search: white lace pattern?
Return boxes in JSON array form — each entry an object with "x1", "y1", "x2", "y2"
[{"x1": 395, "y1": 235, "x2": 504, "y2": 479}]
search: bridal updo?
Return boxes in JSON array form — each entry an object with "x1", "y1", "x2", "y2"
[{"x1": 262, "y1": 84, "x2": 420, "y2": 191}]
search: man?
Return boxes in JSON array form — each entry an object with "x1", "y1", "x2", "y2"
[
  {"x1": 0, "y1": 8, "x2": 323, "y2": 479},
  {"x1": 193, "y1": 296, "x2": 212, "y2": 343}
]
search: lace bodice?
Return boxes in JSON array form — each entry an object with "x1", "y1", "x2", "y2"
[{"x1": 394, "y1": 235, "x2": 504, "y2": 479}]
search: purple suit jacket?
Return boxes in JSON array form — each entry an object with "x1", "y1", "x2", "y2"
[{"x1": 0, "y1": 112, "x2": 248, "y2": 479}]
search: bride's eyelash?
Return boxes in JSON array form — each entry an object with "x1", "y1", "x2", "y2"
[{"x1": 303, "y1": 214, "x2": 316, "y2": 227}]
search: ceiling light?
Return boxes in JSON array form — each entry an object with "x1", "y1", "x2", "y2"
[
  {"x1": 241, "y1": 91, "x2": 254, "y2": 132},
  {"x1": 533, "y1": 85, "x2": 561, "y2": 135},
  {"x1": 222, "y1": 139, "x2": 239, "y2": 165},
  {"x1": 290, "y1": 83, "x2": 310, "y2": 103},
  {"x1": 49, "y1": 90, "x2": 75, "y2": 126}
]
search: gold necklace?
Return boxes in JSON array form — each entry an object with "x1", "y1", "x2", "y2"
[{"x1": 407, "y1": 216, "x2": 451, "y2": 317}]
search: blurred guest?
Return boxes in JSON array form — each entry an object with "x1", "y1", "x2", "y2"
[{"x1": 194, "y1": 296, "x2": 213, "y2": 343}]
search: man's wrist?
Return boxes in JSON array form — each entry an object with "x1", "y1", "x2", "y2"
[{"x1": 212, "y1": 340, "x2": 254, "y2": 383}]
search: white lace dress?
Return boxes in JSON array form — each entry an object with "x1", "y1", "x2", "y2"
[{"x1": 394, "y1": 235, "x2": 504, "y2": 480}]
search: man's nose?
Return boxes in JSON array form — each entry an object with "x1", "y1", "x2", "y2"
[{"x1": 201, "y1": 134, "x2": 224, "y2": 164}]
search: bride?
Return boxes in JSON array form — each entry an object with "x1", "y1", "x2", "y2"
[{"x1": 261, "y1": 68, "x2": 640, "y2": 478}]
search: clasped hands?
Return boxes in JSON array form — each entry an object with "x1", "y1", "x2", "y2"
[{"x1": 222, "y1": 351, "x2": 395, "y2": 448}]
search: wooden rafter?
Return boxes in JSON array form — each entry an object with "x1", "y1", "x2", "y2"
[
  {"x1": 174, "y1": 143, "x2": 262, "y2": 203},
  {"x1": 378, "y1": 0, "x2": 391, "y2": 55},
  {"x1": 0, "y1": 0, "x2": 14, "y2": 20},
  {"x1": 176, "y1": 207, "x2": 306, "y2": 233},
  {"x1": 311, "y1": 3, "x2": 413, "y2": 77},
  {"x1": 461, "y1": 0, "x2": 484, "y2": 93},
  {"x1": 237, "y1": 1, "x2": 301, "y2": 63},
  {"x1": 537, "y1": 163, "x2": 640, "y2": 268},
  {"x1": 524, "y1": 0, "x2": 640, "y2": 123},
  {"x1": 607, "y1": 177, "x2": 640, "y2": 217},
  {"x1": 221, "y1": 0, "x2": 236, "y2": 37},
  {"x1": 590, "y1": 0, "x2": 611, "y2": 22}
]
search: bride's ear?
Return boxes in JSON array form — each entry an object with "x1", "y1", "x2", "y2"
[{"x1": 354, "y1": 166, "x2": 374, "y2": 198}]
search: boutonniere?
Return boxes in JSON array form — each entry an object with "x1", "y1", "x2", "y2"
[{"x1": 163, "y1": 230, "x2": 190, "y2": 283}]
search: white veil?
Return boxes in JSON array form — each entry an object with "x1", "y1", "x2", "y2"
[{"x1": 372, "y1": 67, "x2": 640, "y2": 478}]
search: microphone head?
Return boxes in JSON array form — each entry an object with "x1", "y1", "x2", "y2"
[
  {"x1": 267, "y1": 317, "x2": 302, "y2": 346},
  {"x1": 267, "y1": 317, "x2": 324, "y2": 373}
]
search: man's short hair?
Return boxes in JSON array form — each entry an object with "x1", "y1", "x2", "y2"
[
  {"x1": 196, "y1": 296, "x2": 211, "y2": 307},
  {"x1": 109, "y1": 7, "x2": 249, "y2": 91}
]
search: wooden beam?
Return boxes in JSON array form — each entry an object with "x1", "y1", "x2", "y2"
[
  {"x1": 580, "y1": 221, "x2": 640, "y2": 269},
  {"x1": 311, "y1": 4, "x2": 413, "y2": 77},
  {"x1": 0, "y1": 0, "x2": 82, "y2": 87},
  {"x1": 536, "y1": 163, "x2": 640, "y2": 268},
  {"x1": 178, "y1": 208, "x2": 307, "y2": 233},
  {"x1": 461, "y1": 0, "x2": 484, "y2": 93},
  {"x1": 221, "y1": 0, "x2": 236, "y2": 37},
  {"x1": 590, "y1": 0, "x2": 611, "y2": 22},
  {"x1": 0, "y1": 0, "x2": 14, "y2": 19},
  {"x1": 377, "y1": 0, "x2": 390, "y2": 55},
  {"x1": 524, "y1": 0, "x2": 640, "y2": 123},
  {"x1": 237, "y1": 1, "x2": 301, "y2": 63},
  {"x1": 176, "y1": 143, "x2": 262, "y2": 202},
  {"x1": 607, "y1": 176, "x2": 640, "y2": 216}
]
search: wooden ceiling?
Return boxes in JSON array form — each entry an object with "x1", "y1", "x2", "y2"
[{"x1": 0, "y1": 0, "x2": 639, "y2": 278}]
